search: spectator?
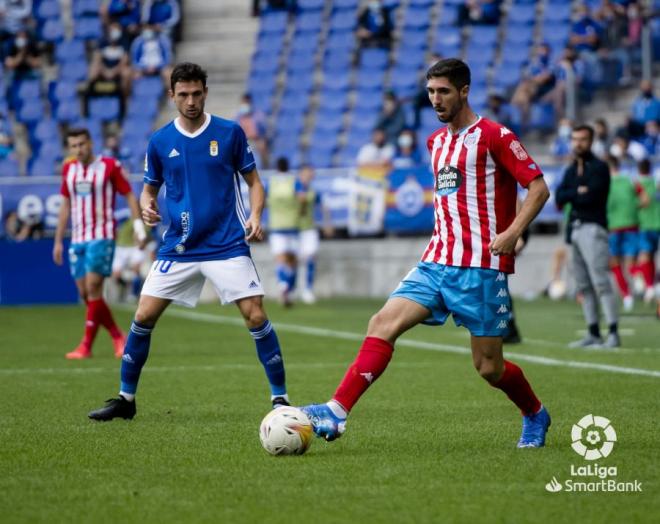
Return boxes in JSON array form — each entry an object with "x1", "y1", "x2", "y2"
[
  {"x1": 511, "y1": 43, "x2": 556, "y2": 128},
  {"x1": 392, "y1": 129, "x2": 420, "y2": 169},
  {"x1": 412, "y1": 53, "x2": 442, "y2": 129},
  {"x1": 102, "y1": 133, "x2": 132, "y2": 165},
  {"x1": 546, "y1": 46, "x2": 585, "y2": 122},
  {"x1": 592, "y1": 118, "x2": 611, "y2": 159},
  {"x1": 569, "y1": 5, "x2": 603, "y2": 84},
  {"x1": 356, "y1": 1, "x2": 393, "y2": 50},
  {"x1": 640, "y1": 120, "x2": 659, "y2": 158},
  {"x1": 130, "y1": 24, "x2": 173, "y2": 89},
  {"x1": 376, "y1": 91, "x2": 406, "y2": 145},
  {"x1": 457, "y1": 0, "x2": 501, "y2": 26},
  {"x1": 482, "y1": 92, "x2": 514, "y2": 131},
  {"x1": 104, "y1": 0, "x2": 142, "y2": 40},
  {"x1": 629, "y1": 80, "x2": 660, "y2": 138},
  {"x1": 356, "y1": 128, "x2": 395, "y2": 168},
  {"x1": 84, "y1": 22, "x2": 132, "y2": 119},
  {"x1": 235, "y1": 93, "x2": 268, "y2": 167},
  {"x1": 0, "y1": 0, "x2": 32, "y2": 37},
  {"x1": 4, "y1": 29, "x2": 41, "y2": 81},
  {"x1": 0, "y1": 114, "x2": 14, "y2": 158},
  {"x1": 141, "y1": 0, "x2": 181, "y2": 38},
  {"x1": 551, "y1": 118, "x2": 573, "y2": 162},
  {"x1": 609, "y1": 131, "x2": 647, "y2": 163}
]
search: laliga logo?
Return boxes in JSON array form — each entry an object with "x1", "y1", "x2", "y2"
[{"x1": 571, "y1": 414, "x2": 617, "y2": 460}]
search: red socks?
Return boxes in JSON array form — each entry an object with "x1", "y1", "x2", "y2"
[
  {"x1": 333, "y1": 337, "x2": 393, "y2": 412},
  {"x1": 82, "y1": 298, "x2": 122, "y2": 349},
  {"x1": 611, "y1": 265, "x2": 630, "y2": 297},
  {"x1": 492, "y1": 360, "x2": 542, "y2": 416},
  {"x1": 640, "y1": 260, "x2": 655, "y2": 288}
]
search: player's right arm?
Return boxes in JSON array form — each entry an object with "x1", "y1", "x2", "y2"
[
  {"x1": 142, "y1": 138, "x2": 163, "y2": 226},
  {"x1": 52, "y1": 197, "x2": 70, "y2": 266}
]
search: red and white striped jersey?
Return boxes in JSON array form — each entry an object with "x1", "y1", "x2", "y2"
[
  {"x1": 421, "y1": 117, "x2": 542, "y2": 273},
  {"x1": 60, "y1": 156, "x2": 132, "y2": 243}
]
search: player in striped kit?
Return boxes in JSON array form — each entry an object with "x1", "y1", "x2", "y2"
[
  {"x1": 302, "y1": 59, "x2": 552, "y2": 448},
  {"x1": 53, "y1": 128, "x2": 146, "y2": 359}
]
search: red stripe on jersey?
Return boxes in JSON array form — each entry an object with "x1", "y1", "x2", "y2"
[
  {"x1": 90, "y1": 164, "x2": 97, "y2": 242},
  {"x1": 434, "y1": 135, "x2": 458, "y2": 264},
  {"x1": 493, "y1": 165, "x2": 517, "y2": 272},
  {"x1": 476, "y1": 136, "x2": 491, "y2": 269}
]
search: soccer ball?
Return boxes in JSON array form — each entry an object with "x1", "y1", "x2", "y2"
[{"x1": 259, "y1": 406, "x2": 313, "y2": 456}]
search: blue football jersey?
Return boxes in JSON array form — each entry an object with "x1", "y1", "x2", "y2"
[{"x1": 144, "y1": 113, "x2": 255, "y2": 261}]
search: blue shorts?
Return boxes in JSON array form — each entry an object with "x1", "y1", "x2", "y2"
[
  {"x1": 608, "y1": 231, "x2": 638, "y2": 257},
  {"x1": 69, "y1": 240, "x2": 115, "y2": 279},
  {"x1": 390, "y1": 263, "x2": 511, "y2": 337},
  {"x1": 638, "y1": 230, "x2": 659, "y2": 254}
]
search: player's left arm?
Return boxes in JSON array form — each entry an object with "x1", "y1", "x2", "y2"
[
  {"x1": 488, "y1": 128, "x2": 550, "y2": 256},
  {"x1": 242, "y1": 168, "x2": 265, "y2": 242}
]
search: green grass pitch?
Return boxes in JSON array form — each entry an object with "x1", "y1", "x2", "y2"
[{"x1": 0, "y1": 298, "x2": 658, "y2": 523}]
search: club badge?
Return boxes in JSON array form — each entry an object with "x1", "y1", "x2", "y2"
[{"x1": 210, "y1": 140, "x2": 219, "y2": 157}]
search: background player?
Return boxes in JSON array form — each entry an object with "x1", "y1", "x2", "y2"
[
  {"x1": 110, "y1": 216, "x2": 153, "y2": 303},
  {"x1": 89, "y1": 62, "x2": 289, "y2": 421},
  {"x1": 301, "y1": 59, "x2": 552, "y2": 449},
  {"x1": 634, "y1": 159, "x2": 659, "y2": 305},
  {"x1": 53, "y1": 128, "x2": 146, "y2": 359}
]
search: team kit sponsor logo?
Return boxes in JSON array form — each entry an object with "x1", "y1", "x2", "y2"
[
  {"x1": 544, "y1": 414, "x2": 643, "y2": 494},
  {"x1": 435, "y1": 165, "x2": 463, "y2": 196}
]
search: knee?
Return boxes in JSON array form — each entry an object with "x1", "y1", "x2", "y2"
[
  {"x1": 474, "y1": 359, "x2": 504, "y2": 384},
  {"x1": 366, "y1": 311, "x2": 397, "y2": 342},
  {"x1": 133, "y1": 307, "x2": 158, "y2": 327},
  {"x1": 242, "y1": 306, "x2": 267, "y2": 329}
]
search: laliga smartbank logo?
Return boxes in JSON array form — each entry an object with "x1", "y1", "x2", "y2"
[{"x1": 544, "y1": 414, "x2": 643, "y2": 494}]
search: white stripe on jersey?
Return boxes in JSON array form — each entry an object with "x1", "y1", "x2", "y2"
[
  {"x1": 465, "y1": 128, "x2": 483, "y2": 267},
  {"x1": 104, "y1": 164, "x2": 113, "y2": 239},
  {"x1": 435, "y1": 134, "x2": 452, "y2": 263},
  {"x1": 448, "y1": 133, "x2": 466, "y2": 266},
  {"x1": 485, "y1": 150, "x2": 499, "y2": 270},
  {"x1": 93, "y1": 163, "x2": 105, "y2": 240},
  {"x1": 233, "y1": 172, "x2": 247, "y2": 228}
]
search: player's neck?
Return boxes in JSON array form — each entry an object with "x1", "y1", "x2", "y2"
[
  {"x1": 177, "y1": 112, "x2": 207, "y2": 134},
  {"x1": 447, "y1": 108, "x2": 478, "y2": 135}
]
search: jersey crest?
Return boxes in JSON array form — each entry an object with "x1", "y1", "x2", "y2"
[{"x1": 209, "y1": 140, "x2": 218, "y2": 157}]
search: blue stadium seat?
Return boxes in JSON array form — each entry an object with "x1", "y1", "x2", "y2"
[
  {"x1": 332, "y1": 0, "x2": 359, "y2": 9},
  {"x1": 500, "y1": 41, "x2": 531, "y2": 66},
  {"x1": 322, "y1": 73, "x2": 350, "y2": 91},
  {"x1": 256, "y1": 32, "x2": 285, "y2": 54},
  {"x1": 17, "y1": 79, "x2": 41, "y2": 100},
  {"x1": 403, "y1": 7, "x2": 430, "y2": 30},
  {"x1": 492, "y1": 60, "x2": 524, "y2": 89},
  {"x1": 33, "y1": 119, "x2": 59, "y2": 144},
  {"x1": 306, "y1": 149, "x2": 335, "y2": 169},
  {"x1": 399, "y1": 29, "x2": 428, "y2": 50},
  {"x1": 37, "y1": 139, "x2": 63, "y2": 161},
  {"x1": 529, "y1": 102, "x2": 555, "y2": 131},
  {"x1": 40, "y1": 18, "x2": 65, "y2": 42},
  {"x1": 17, "y1": 99, "x2": 45, "y2": 124},
  {"x1": 356, "y1": 68, "x2": 386, "y2": 90},
  {"x1": 62, "y1": 59, "x2": 89, "y2": 82},
  {"x1": 260, "y1": 11, "x2": 289, "y2": 34},
  {"x1": 313, "y1": 114, "x2": 344, "y2": 134},
  {"x1": 335, "y1": 143, "x2": 362, "y2": 166},
  {"x1": 323, "y1": 51, "x2": 352, "y2": 73},
  {"x1": 0, "y1": 155, "x2": 20, "y2": 176},
  {"x1": 470, "y1": 26, "x2": 499, "y2": 46},
  {"x1": 465, "y1": 43, "x2": 496, "y2": 67},
  {"x1": 252, "y1": 51, "x2": 280, "y2": 73},
  {"x1": 434, "y1": 26, "x2": 461, "y2": 55},
  {"x1": 55, "y1": 39, "x2": 86, "y2": 63},
  {"x1": 360, "y1": 48, "x2": 389, "y2": 70},
  {"x1": 507, "y1": 5, "x2": 536, "y2": 25},
  {"x1": 541, "y1": 23, "x2": 571, "y2": 48},
  {"x1": 280, "y1": 91, "x2": 310, "y2": 113},
  {"x1": 318, "y1": 88, "x2": 349, "y2": 112},
  {"x1": 126, "y1": 95, "x2": 159, "y2": 119},
  {"x1": 329, "y1": 9, "x2": 357, "y2": 32},
  {"x1": 325, "y1": 30, "x2": 355, "y2": 52},
  {"x1": 409, "y1": 0, "x2": 434, "y2": 7},
  {"x1": 296, "y1": 11, "x2": 323, "y2": 32},
  {"x1": 133, "y1": 76, "x2": 163, "y2": 98},
  {"x1": 394, "y1": 45, "x2": 425, "y2": 69},
  {"x1": 89, "y1": 97, "x2": 121, "y2": 122},
  {"x1": 285, "y1": 71, "x2": 314, "y2": 92},
  {"x1": 420, "y1": 107, "x2": 437, "y2": 129},
  {"x1": 543, "y1": 3, "x2": 571, "y2": 23},
  {"x1": 389, "y1": 68, "x2": 421, "y2": 99},
  {"x1": 73, "y1": 16, "x2": 102, "y2": 40},
  {"x1": 52, "y1": 80, "x2": 78, "y2": 105},
  {"x1": 73, "y1": 0, "x2": 102, "y2": 17},
  {"x1": 437, "y1": 5, "x2": 459, "y2": 26},
  {"x1": 291, "y1": 33, "x2": 319, "y2": 54},
  {"x1": 354, "y1": 88, "x2": 384, "y2": 111},
  {"x1": 36, "y1": 0, "x2": 61, "y2": 19},
  {"x1": 297, "y1": 0, "x2": 324, "y2": 10},
  {"x1": 309, "y1": 130, "x2": 339, "y2": 152},
  {"x1": 248, "y1": 71, "x2": 277, "y2": 95},
  {"x1": 503, "y1": 25, "x2": 534, "y2": 46},
  {"x1": 55, "y1": 99, "x2": 81, "y2": 122}
]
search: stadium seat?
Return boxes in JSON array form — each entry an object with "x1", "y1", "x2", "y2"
[
  {"x1": 403, "y1": 7, "x2": 430, "y2": 30},
  {"x1": 543, "y1": 3, "x2": 572, "y2": 22},
  {"x1": 33, "y1": 119, "x2": 60, "y2": 144},
  {"x1": 318, "y1": 88, "x2": 349, "y2": 112},
  {"x1": 399, "y1": 29, "x2": 428, "y2": 50},
  {"x1": 17, "y1": 99, "x2": 45, "y2": 124},
  {"x1": 260, "y1": 11, "x2": 289, "y2": 34},
  {"x1": 133, "y1": 76, "x2": 164, "y2": 98},
  {"x1": 296, "y1": 11, "x2": 323, "y2": 32},
  {"x1": 322, "y1": 72, "x2": 350, "y2": 91},
  {"x1": 40, "y1": 18, "x2": 65, "y2": 42},
  {"x1": 434, "y1": 27, "x2": 461, "y2": 56},
  {"x1": 465, "y1": 43, "x2": 496, "y2": 67},
  {"x1": 492, "y1": 60, "x2": 524, "y2": 89},
  {"x1": 332, "y1": 0, "x2": 359, "y2": 9},
  {"x1": 73, "y1": 16, "x2": 102, "y2": 40},
  {"x1": 394, "y1": 45, "x2": 425, "y2": 70},
  {"x1": 329, "y1": 9, "x2": 357, "y2": 32},
  {"x1": 409, "y1": 0, "x2": 434, "y2": 7},
  {"x1": 469, "y1": 26, "x2": 499, "y2": 47},
  {"x1": 256, "y1": 33, "x2": 285, "y2": 54},
  {"x1": 297, "y1": 0, "x2": 325, "y2": 10},
  {"x1": 420, "y1": 107, "x2": 438, "y2": 129},
  {"x1": 500, "y1": 41, "x2": 531, "y2": 66},
  {"x1": 72, "y1": 0, "x2": 102, "y2": 17},
  {"x1": 325, "y1": 31, "x2": 355, "y2": 52},
  {"x1": 437, "y1": 5, "x2": 459, "y2": 26},
  {"x1": 390, "y1": 66, "x2": 422, "y2": 99},
  {"x1": 55, "y1": 99, "x2": 82, "y2": 122},
  {"x1": 323, "y1": 51, "x2": 352, "y2": 73},
  {"x1": 252, "y1": 51, "x2": 280, "y2": 73},
  {"x1": 360, "y1": 48, "x2": 389, "y2": 70},
  {"x1": 503, "y1": 25, "x2": 534, "y2": 46},
  {"x1": 353, "y1": 89, "x2": 384, "y2": 111},
  {"x1": 313, "y1": 113, "x2": 344, "y2": 134},
  {"x1": 306, "y1": 146, "x2": 335, "y2": 168},
  {"x1": 61, "y1": 59, "x2": 89, "y2": 82},
  {"x1": 17, "y1": 80, "x2": 41, "y2": 100},
  {"x1": 529, "y1": 102, "x2": 555, "y2": 131},
  {"x1": 0, "y1": 156, "x2": 20, "y2": 176},
  {"x1": 507, "y1": 5, "x2": 536, "y2": 25},
  {"x1": 356, "y1": 68, "x2": 386, "y2": 91},
  {"x1": 126, "y1": 96, "x2": 159, "y2": 119},
  {"x1": 541, "y1": 23, "x2": 571, "y2": 48},
  {"x1": 55, "y1": 39, "x2": 86, "y2": 63},
  {"x1": 89, "y1": 97, "x2": 121, "y2": 122},
  {"x1": 36, "y1": 0, "x2": 61, "y2": 19}
]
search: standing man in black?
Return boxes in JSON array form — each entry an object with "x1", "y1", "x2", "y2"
[{"x1": 556, "y1": 125, "x2": 620, "y2": 348}]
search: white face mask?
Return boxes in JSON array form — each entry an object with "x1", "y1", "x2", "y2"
[
  {"x1": 110, "y1": 28, "x2": 122, "y2": 41},
  {"x1": 237, "y1": 103, "x2": 251, "y2": 116},
  {"x1": 142, "y1": 29, "x2": 155, "y2": 40},
  {"x1": 398, "y1": 134, "x2": 413, "y2": 148},
  {"x1": 558, "y1": 125, "x2": 572, "y2": 139},
  {"x1": 369, "y1": 1, "x2": 380, "y2": 10},
  {"x1": 15, "y1": 37, "x2": 27, "y2": 48}
]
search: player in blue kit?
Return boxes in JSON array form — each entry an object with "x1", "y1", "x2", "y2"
[{"x1": 89, "y1": 63, "x2": 289, "y2": 420}]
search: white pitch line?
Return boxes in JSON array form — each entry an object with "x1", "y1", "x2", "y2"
[{"x1": 164, "y1": 309, "x2": 660, "y2": 379}]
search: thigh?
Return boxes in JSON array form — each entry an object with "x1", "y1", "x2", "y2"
[
  {"x1": 582, "y1": 226, "x2": 612, "y2": 283},
  {"x1": 86, "y1": 239, "x2": 115, "y2": 277},
  {"x1": 571, "y1": 235, "x2": 592, "y2": 291},
  {"x1": 443, "y1": 267, "x2": 511, "y2": 337},
  {"x1": 269, "y1": 232, "x2": 298, "y2": 256},
  {"x1": 201, "y1": 256, "x2": 265, "y2": 305},
  {"x1": 608, "y1": 232, "x2": 623, "y2": 257},
  {"x1": 141, "y1": 260, "x2": 205, "y2": 307},
  {"x1": 622, "y1": 231, "x2": 639, "y2": 258},
  {"x1": 112, "y1": 246, "x2": 131, "y2": 272},
  {"x1": 299, "y1": 229, "x2": 320, "y2": 258},
  {"x1": 367, "y1": 296, "x2": 432, "y2": 342},
  {"x1": 68, "y1": 242, "x2": 87, "y2": 279},
  {"x1": 390, "y1": 262, "x2": 449, "y2": 326}
]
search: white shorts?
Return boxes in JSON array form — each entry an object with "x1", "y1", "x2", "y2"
[
  {"x1": 112, "y1": 246, "x2": 147, "y2": 272},
  {"x1": 269, "y1": 232, "x2": 299, "y2": 256},
  {"x1": 299, "y1": 228, "x2": 320, "y2": 258},
  {"x1": 141, "y1": 256, "x2": 265, "y2": 307}
]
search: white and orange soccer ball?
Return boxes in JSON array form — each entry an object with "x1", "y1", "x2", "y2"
[{"x1": 259, "y1": 406, "x2": 313, "y2": 456}]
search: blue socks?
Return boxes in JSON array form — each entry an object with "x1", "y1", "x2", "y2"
[
  {"x1": 249, "y1": 320, "x2": 286, "y2": 397},
  {"x1": 276, "y1": 264, "x2": 297, "y2": 292},
  {"x1": 119, "y1": 321, "x2": 152, "y2": 398},
  {"x1": 306, "y1": 258, "x2": 316, "y2": 289}
]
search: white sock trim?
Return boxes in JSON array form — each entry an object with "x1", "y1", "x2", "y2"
[
  {"x1": 119, "y1": 392, "x2": 135, "y2": 402},
  {"x1": 327, "y1": 399, "x2": 348, "y2": 419}
]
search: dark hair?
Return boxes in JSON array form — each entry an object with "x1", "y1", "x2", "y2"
[
  {"x1": 606, "y1": 154, "x2": 620, "y2": 169},
  {"x1": 638, "y1": 158, "x2": 651, "y2": 174},
  {"x1": 572, "y1": 124, "x2": 594, "y2": 141},
  {"x1": 426, "y1": 58, "x2": 471, "y2": 90},
  {"x1": 170, "y1": 62, "x2": 208, "y2": 92},
  {"x1": 66, "y1": 128, "x2": 91, "y2": 141},
  {"x1": 276, "y1": 157, "x2": 289, "y2": 172}
]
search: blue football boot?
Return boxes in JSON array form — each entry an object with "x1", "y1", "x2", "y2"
[
  {"x1": 517, "y1": 406, "x2": 551, "y2": 448},
  {"x1": 300, "y1": 403, "x2": 346, "y2": 441}
]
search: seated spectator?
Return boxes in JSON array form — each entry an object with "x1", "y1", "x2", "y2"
[
  {"x1": 356, "y1": 1, "x2": 393, "y2": 50},
  {"x1": 235, "y1": 93, "x2": 268, "y2": 166},
  {"x1": 130, "y1": 24, "x2": 173, "y2": 88},
  {"x1": 4, "y1": 208, "x2": 44, "y2": 241},
  {"x1": 458, "y1": 0, "x2": 501, "y2": 27},
  {"x1": 357, "y1": 128, "x2": 395, "y2": 168},
  {"x1": 640, "y1": 120, "x2": 659, "y2": 158},
  {"x1": 545, "y1": 46, "x2": 586, "y2": 122},
  {"x1": 0, "y1": 114, "x2": 14, "y2": 159},
  {"x1": 392, "y1": 129, "x2": 421, "y2": 169},
  {"x1": 4, "y1": 29, "x2": 41, "y2": 80},
  {"x1": 102, "y1": 133, "x2": 132, "y2": 163},
  {"x1": 104, "y1": 0, "x2": 142, "y2": 40},
  {"x1": 629, "y1": 80, "x2": 660, "y2": 138},
  {"x1": 483, "y1": 92, "x2": 514, "y2": 131},
  {"x1": 141, "y1": 0, "x2": 181, "y2": 38},
  {"x1": 569, "y1": 4, "x2": 603, "y2": 84},
  {"x1": 592, "y1": 118, "x2": 611, "y2": 159},
  {"x1": 0, "y1": 0, "x2": 32, "y2": 38},
  {"x1": 511, "y1": 43, "x2": 556, "y2": 128},
  {"x1": 376, "y1": 91, "x2": 406, "y2": 145},
  {"x1": 609, "y1": 130, "x2": 647, "y2": 163},
  {"x1": 412, "y1": 53, "x2": 442, "y2": 129},
  {"x1": 84, "y1": 23, "x2": 132, "y2": 119},
  {"x1": 551, "y1": 118, "x2": 573, "y2": 162}
]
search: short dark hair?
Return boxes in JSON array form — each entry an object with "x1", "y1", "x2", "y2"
[
  {"x1": 572, "y1": 124, "x2": 594, "y2": 141},
  {"x1": 426, "y1": 58, "x2": 471, "y2": 90},
  {"x1": 638, "y1": 158, "x2": 651, "y2": 174},
  {"x1": 276, "y1": 157, "x2": 289, "y2": 172},
  {"x1": 170, "y1": 62, "x2": 208, "y2": 92},
  {"x1": 606, "y1": 154, "x2": 619, "y2": 169},
  {"x1": 66, "y1": 128, "x2": 91, "y2": 141}
]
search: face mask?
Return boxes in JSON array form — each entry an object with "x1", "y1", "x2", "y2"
[
  {"x1": 237, "y1": 103, "x2": 251, "y2": 116},
  {"x1": 142, "y1": 29, "x2": 155, "y2": 40},
  {"x1": 558, "y1": 125, "x2": 572, "y2": 139},
  {"x1": 110, "y1": 28, "x2": 122, "y2": 42},
  {"x1": 369, "y1": 1, "x2": 380, "y2": 11},
  {"x1": 398, "y1": 134, "x2": 413, "y2": 148},
  {"x1": 15, "y1": 37, "x2": 27, "y2": 48},
  {"x1": 610, "y1": 143, "x2": 623, "y2": 158}
]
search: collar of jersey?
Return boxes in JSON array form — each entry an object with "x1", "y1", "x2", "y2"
[
  {"x1": 447, "y1": 115, "x2": 481, "y2": 137},
  {"x1": 174, "y1": 112, "x2": 211, "y2": 138}
]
